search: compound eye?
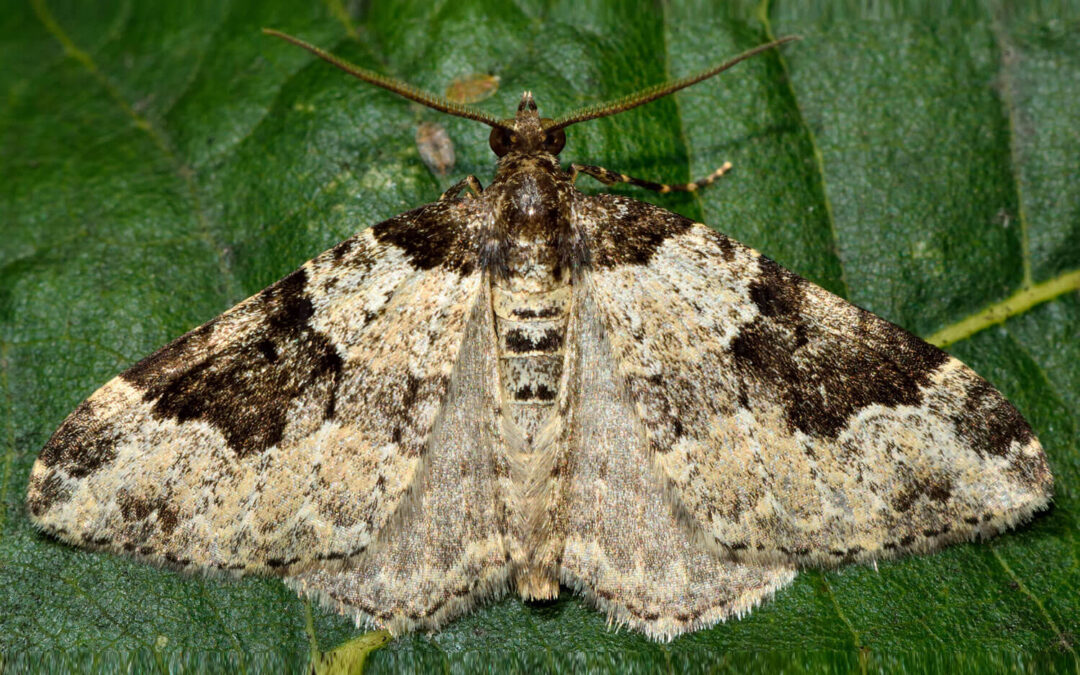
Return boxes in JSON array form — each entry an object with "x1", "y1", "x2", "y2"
[
  {"x1": 542, "y1": 128, "x2": 566, "y2": 155},
  {"x1": 489, "y1": 126, "x2": 515, "y2": 157}
]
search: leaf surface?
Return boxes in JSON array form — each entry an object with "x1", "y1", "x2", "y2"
[{"x1": 1, "y1": 1, "x2": 1078, "y2": 671}]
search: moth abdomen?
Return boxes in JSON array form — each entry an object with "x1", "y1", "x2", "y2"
[{"x1": 492, "y1": 282, "x2": 571, "y2": 443}]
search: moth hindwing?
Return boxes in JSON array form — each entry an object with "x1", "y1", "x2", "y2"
[{"x1": 27, "y1": 31, "x2": 1052, "y2": 642}]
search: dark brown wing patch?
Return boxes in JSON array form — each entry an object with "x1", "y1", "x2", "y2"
[
  {"x1": 729, "y1": 256, "x2": 951, "y2": 439},
  {"x1": 577, "y1": 196, "x2": 1052, "y2": 567},
  {"x1": 580, "y1": 194, "x2": 694, "y2": 268},
  {"x1": 951, "y1": 376, "x2": 1036, "y2": 458},
  {"x1": 373, "y1": 201, "x2": 477, "y2": 276},
  {"x1": 36, "y1": 400, "x2": 119, "y2": 480},
  {"x1": 121, "y1": 268, "x2": 343, "y2": 457},
  {"x1": 26, "y1": 200, "x2": 492, "y2": 577}
]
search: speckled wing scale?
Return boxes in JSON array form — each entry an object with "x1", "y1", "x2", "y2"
[
  {"x1": 26, "y1": 200, "x2": 498, "y2": 579},
  {"x1": 574, "y1": 195, "x2": 1053, "y2": 568},
  {"x1": 27, "y1": 31, "x2": 1053, "y2": 642}
]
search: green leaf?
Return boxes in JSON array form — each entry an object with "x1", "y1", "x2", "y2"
[{"x1": 2, "y1": 1, "x2": 1078, "y2": 672}]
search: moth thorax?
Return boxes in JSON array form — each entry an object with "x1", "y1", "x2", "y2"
[{"x1": 497, "y1": 237, "x2": 567, "y2": 294}]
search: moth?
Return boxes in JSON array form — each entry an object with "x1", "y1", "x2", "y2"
[{"x1": 26, "y1": 30, "x2": 1053, "y2": 641}]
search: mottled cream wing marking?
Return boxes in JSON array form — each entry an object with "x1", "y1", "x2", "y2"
[
  {"x1": 288, "y1": 286, "x2": 512, "y2": 635},
  {"x1": 27, "y1": 210, "x2": 485, "y2": 574},
  {"x1": 553, "y1": 288, "x2": 796, "y2": 640},
  {"x1": 577, "y1": 197, "x2": 1053, "y2": 567}
]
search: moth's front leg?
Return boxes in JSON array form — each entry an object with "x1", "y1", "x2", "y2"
[
  {"x1": 440, "y1": 175, "x2": 485, "y2": 201},
  {"x1": 570, "y1": 161, "x2": 732, "y2": 194}
]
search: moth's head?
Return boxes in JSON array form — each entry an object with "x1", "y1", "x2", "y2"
[{"x1": 487, "y1": 92, "x2": 566, "y2": 158}]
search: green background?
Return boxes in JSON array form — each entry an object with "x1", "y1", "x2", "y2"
[{"x1": 2, "y1": 0, "x2": 1078, "y2": 672}]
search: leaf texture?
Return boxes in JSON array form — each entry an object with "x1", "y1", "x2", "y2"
[{"x1": 1, "y1": 0, "x2": 1077, "y2": 671}]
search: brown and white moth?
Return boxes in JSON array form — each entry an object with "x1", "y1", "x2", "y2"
[{"x1": 26, "y1": 31, "x2": 1053, "y2": 641}]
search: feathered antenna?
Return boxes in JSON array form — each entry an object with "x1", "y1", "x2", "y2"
[
  {"x1": 264, "y1": 29, "x2": 798, "y2": 136},
  {"x1": 263, "y1": 29, "x2": 513, "y2": 131},
  {"x1": 545, "y1": 36, "x2": 800, "y2": 132}
]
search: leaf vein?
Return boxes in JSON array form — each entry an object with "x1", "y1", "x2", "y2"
[
  {"x1": 323, "y1": 0, "x2": 357, "y2": 38},
  {"x1": 991, "y1": 11, "x2": 1034, "y2": 287},
  {"x1": 30, "y1": 0, "x2": 241, "y2": 307},
  {"x1": 927, "y1": 269, "x2": 1080, "y2": 347},
  {"x1": 658, "y1": 1, "x2": 706, "y2": 222},
  {"x1": 990, "y1": 547, "x2": 1078, "y2": 659},
  {"x1": 818, "y1": 571, "x2": 862, "y2": 649},
  {"x1": 757, "y1": 0, "x2": 850, "y2": 300}
]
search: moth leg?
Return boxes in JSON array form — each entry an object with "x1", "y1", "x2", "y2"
[
  {"x1": 440, "y1": 175, "x2": 485, "y2": 201},
  {"x1": 570, "y1": 161, "x2": 732, "y2": 193}
]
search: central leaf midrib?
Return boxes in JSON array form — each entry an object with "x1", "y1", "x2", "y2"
[{"x1": 757, "y1": 0, "x2": 850, "y2": 301}]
